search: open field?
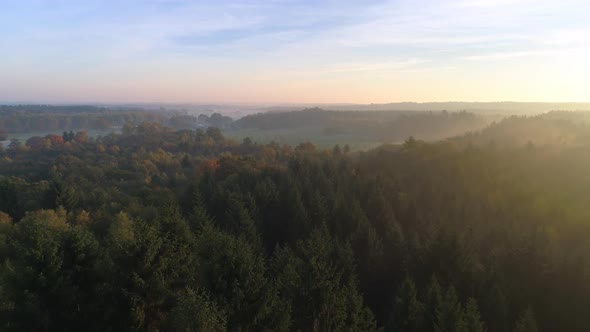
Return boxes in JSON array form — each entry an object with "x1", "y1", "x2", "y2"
[{"x1": 226, "y1": 127, "x2": 387, "y2": 151}]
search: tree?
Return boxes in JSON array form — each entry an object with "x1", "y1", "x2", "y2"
[
  {"x1": 0, "y1": 211, "x2": 13, "y2": 256},
  {"x1": 197, "y1": 114, "x2": 209, "y2": 123},
  {"x1": 49, "y1": 178, "x2": 79, "y2": 211},
  {"x1": 295, "y1": 142, "x2": 316, "y2": 154},
  {"x1": 62, "y1": 131, "x2": 75, "y2": 142},
  {"x1": 1, "y1": 210, "x2": 110, "y2": 331},
  {"x1": 387, "y1": 277, "x2": 424, "y2": 332},
  {"x1": 109, "y1": 217, "x2": 197, "y2": 331},
  {"x1": 424, "y1": 275, "x2": 443, "y2": 329},
  {"x1": 196, "y1": 222, "x2": 290, "y2": 331},
  {"x1": 208, "y1": 113, "x2": 233, "y2": 129},
  {"x1": 122, "y1": 122, "x2": 135, "y2": 135},
  {"x1": 158, "y1": 196, "x2": 191, "y2": 242},
  {"x1": 343, "y1": 144, "x2": 351, "y2": 154},
  {"x1": 108, "y1": 212, "x2": 135, "y2": 249},
  {"x1": 242, "y1": 137, "x2": 253, "y2": 146},
  {"x1": 513, "y1": 308, "x2": 539, "y2": 332},
  {"x1": 74, "y1": 131, "x2": 88, "y2": 144},
  {"x1": 482, "y1": 284, "x2": 509, "y2": 332},
  {"x1": 433, "y1": 286, "x2": 464, "y2": 332},
  {"x1": 461, "y1": 298, "x2": 486, "y2": 332},
  {"x1": 182, "y1": 184, "x2": 213, "y2": 231},
  {"x1": 26, "y1": 136, "x2": 51, "y2": 150},
  {"x1": 167, "y1": 288, "x2": 227, "y2": 332},
  {"x1": 333, "y1": 144, "x2": 342, "y2": 155},
  {"x1": 206, "y1": 127, "x2": 224, "y2": 143},
  {"x1": 272, "y1": 225, "x2": 378, "y2": 331},
  {"x1": 46, "y1": 134, "x2": 65, "y2": 146}
]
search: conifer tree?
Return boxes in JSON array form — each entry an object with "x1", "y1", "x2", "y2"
[
  {"x1": 434, "y1": 286, "x2": 464, "y2": 332},
  {"x1": 167, "y1": 288, "x2": 227, "y2": 332},
  {"x1": 387, "y1": 277, "x2": 424, "y2": 332},
  {"x1": 461, "y1": 298, "x2": 486, "y2": 332},
  {"x1": 513, "y1": 308, "x2": 539, "y2": 332},
  {"x1": 424, "y1": 275, "x2": 443, "y2": 330}
]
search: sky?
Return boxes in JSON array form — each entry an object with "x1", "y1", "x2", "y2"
[{"x1": 1, "y1": 0, "x2": 590, "y2": 104}]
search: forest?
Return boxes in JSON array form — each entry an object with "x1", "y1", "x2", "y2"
[
  {"x1": 1, "y1": 109, "x2": 590, "y2": 331},
  {"x1": 232, "y1": 108, "x2": 491, "y2": 146},
  {"x1": 0, "y1": 105, "x2": 233, "y2": 135}
]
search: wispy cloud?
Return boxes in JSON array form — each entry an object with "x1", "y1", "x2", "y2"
[{"x1": 1, "y1": 0, "x2": 589, "y2": 102}]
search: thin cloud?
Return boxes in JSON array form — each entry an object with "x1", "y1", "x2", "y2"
[{"x1": 1, "y1": 0, "x2": 590, "y2": 102}]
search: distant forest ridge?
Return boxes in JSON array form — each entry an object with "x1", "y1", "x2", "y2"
[
  {"x1": 3, "y1": 105, "x2": 590, "y2": 148},
  {"x1": 4, "y1": 101, "x2": 590, "y2": 114},
  {"x1": 0, "y1": 105, "x2": 232, "y2": 134},
  {"x1": 261, "y1": 102, "x2": 590, "y2": 113}
]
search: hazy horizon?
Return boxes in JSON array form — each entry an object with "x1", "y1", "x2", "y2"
[
  {"x1": 2, "y1": 0, "x2": 590, "y2": 104},
  {"x1": 3, "y1": 101, "x2": 590, "y2": 107}
]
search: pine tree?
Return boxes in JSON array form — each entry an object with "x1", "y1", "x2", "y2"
[
  {"x1": 167, "y1": 288, "x2": 227, "y2": 332},
  {"x1": 158, "y1": 196, "x2": 191, "y2": 242},
  {"x1": 185, "y1": 184, "x2": 213, "y2": 231},
  {"x1": 221, "y1": 192, "x2": 262, "y2": 249},
  {"x1": 278, "y1": 224, "x2": 378, "y2": 331},
  {"x1": 434, "y1": 286, "x2": 464, "y2": 332},
  {"x1": 482, "y1": 284, "x2": 509, "y2": 332},
  {"x1": 49, "y1": 178, "x2": 79, "y2": 211},
  {"x1": 387, "y1": 277, "x2": 424, "y2": 332},
  {"x1": 424, "y1": 275, "x2": 443, "y2": 330},
  {"x1": 461, "y1": 298, "x2": 486, "y2": 332},
  {"x1": 513, "y1": 308, "x2": 539, "y2": 332},
  {"x1": 333, "y1": 144, "x2": 342, "y2": 155},
  {"x1": 196, "y1": 222, "x2": 290, "y2": 331}
]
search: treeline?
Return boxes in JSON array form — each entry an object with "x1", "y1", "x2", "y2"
[
  {"x1": 0, "y1": 105, "x2": 109, "y2": 114},
  {"x1": 0, "y1": 122, "x2": 589, "y2": 330},
  {"x1": 0, "y1": 105, "x2": 233, "y2": 134},
  {"x1": 235, "y1": 108, "x2": 490, "y2": 143},
  {"x1": 0, "y1": 105, "x2": 166, "y2": 133},
  {"x1": 457, "y1": 111, "x2": 590, "y2": 147}
]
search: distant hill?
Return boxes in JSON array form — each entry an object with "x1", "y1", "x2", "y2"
[
  {"x1": 455, "y1": 111, "x2": 590, "y2": 147},
  {"x1": 308, "y1": 102, "x2": 590, "y2": 114},
  {"x1": 74, "y1": 101, "x2": 590, "y2": 116},
  {"x1": 234, "y1": 108, "x2": 490, "y2": 145}
]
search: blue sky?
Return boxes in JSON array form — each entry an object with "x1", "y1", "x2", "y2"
[{"x1": 1, "y1": 0, "x2": 590, "y2": 103}]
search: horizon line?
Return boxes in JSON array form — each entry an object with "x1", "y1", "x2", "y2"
[{"x1": 3, "y1": 101, "x2": 590, "y2": 106}]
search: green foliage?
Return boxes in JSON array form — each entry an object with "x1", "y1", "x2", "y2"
[
  {"x1": 461, "y1": 298, "x2": 486, "y2": 332},
  {"x1": 513, "y1": 308, "x2": 539, "y2": 332},
  {"x1": 0, "y1": 117, "x2": 590, "y2": 331},
  {"x1": 387, "y1": 277, "x2": 424, "y2": 332},
  {"x1": 235, "y1": 108, "x2": 488, "y2": 146},
  {"x1": 434, "y1": 286, "x2": 464, "y2": 332},
  {"x1": 167, "y1": 288, "x2": 227, "y2": 332},
  {"x1": 272, "y1": 225, "x2": 378, "y2": 331},
  {"x1": 196, "y1": 222, "x2": 290, "y2": 331},
  {"x1": 0, "y1": 210, "x2": 112, "y2": 331}
]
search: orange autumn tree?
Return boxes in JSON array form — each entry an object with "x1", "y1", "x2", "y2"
[
  {"x1": 199, "y1": 159, "x2": 219, "y2": 173},
  {"x1": 46, "y1": 134, "x2": 65, "y2": 146}
]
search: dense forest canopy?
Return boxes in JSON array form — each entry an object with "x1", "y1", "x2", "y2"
[
  {"x1": 312, "y1": 102, "x2": 590, "y2": 114},
  {"x1": 1, "y1": 108, "x2": 590, "y2": 331},
  {"x1": 457, "y1": 111, "x2": 590, "y2": 147}
]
